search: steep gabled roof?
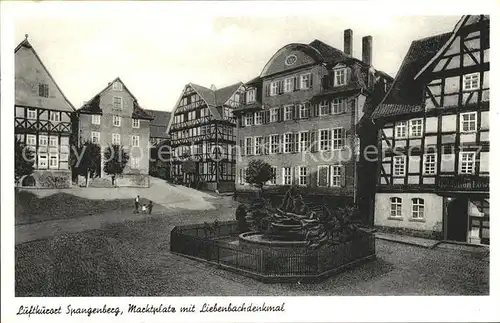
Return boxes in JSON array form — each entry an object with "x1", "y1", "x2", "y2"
[
  {"x1": 214, "y1": 82, "x2": 243, "y2": 106},
  {"x1": 15, "y1": 36, "x2": 75, "y2": 112},
  {"x1": 79, "y1": 77, "x2": 153, "y2": 120},
  {"x1": 145, "y1": 109, "x2": 171, "y2": 139},
  {"x1": 371, "y1": 31, "x2": 452, "y2": 120}
]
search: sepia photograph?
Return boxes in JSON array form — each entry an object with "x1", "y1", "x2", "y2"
[{"x1": 1, "y1": 1, "x2": 498, "y2": 322}]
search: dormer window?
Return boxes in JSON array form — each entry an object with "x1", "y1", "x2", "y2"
[
  {"x1": 246, "y1": 88, "x2": 256, "y2": 103},
  {"x1": 334, "y1": 68, "x2": 347, "y2": 86},
  {"x1": 113, "y1": 82, "x2": 123, "y2": 91}
]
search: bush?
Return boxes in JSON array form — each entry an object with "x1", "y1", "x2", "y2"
[{"x1": 235, "y1": 204, "x2": 249, "y2": 232}]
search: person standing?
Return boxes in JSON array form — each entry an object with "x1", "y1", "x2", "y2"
[
  {"x1": 147, "y1": 200, "x2": 153, "y2": 215},
  {"x1": 134, "y1": 195, "x2": 140, "y2": 214}
]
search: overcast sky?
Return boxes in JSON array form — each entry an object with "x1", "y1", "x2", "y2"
[{"x1": 12, "y1": 3, "x2": 461, "y2": 112}]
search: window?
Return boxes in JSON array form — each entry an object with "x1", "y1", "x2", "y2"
[
  {"x1": 113, "y1": 96, "x2": 123, "y2": 109},
  {"x1": 255, "y1": 136, "x2": 263, "y2": 155},
  {"x1": 246, "y1": 89, "x2": 256, "y2": 103},
  {"x1": 92, "y1": 114, "x2": 101, "y2": 125},
  {"x1": 463, "y1": 72, "x2": 479, "y2": 90},
  {"x1": 245, "y1": 113, "x2": 253, "y2": 126},
  {"x1": 409, "y1": 119, "x2": 423, "y2": 137},
  {"x1": 239, "y1": 168, "x2": 247, "y2": 185},
  {"x1": 423, "y1": 153, "x2": 437, "y2": 175},
  {"x1": 270, "y1": 108, "x2": 279, "y2": 123},
  {"x1": 113, "y1": 115, "x2": 121, "y2": 127},
  {"x1": 331, "y1": 165, "x2": 342, "y2": 187},
  {"x1": 49, "y1": 136, "x2": 58, "y2": 147},
  {"x1": 27, "y1": 109, "x2": 37, "y2": 120},
  {"x1": 332, "y1": 128, "x2": 345, "y2": 150},
  {"x1": 393, "y1": 155, "x2": 406, "y2": 177},
  {"x1": 460, "y1": 112, "x2": 477, "y2": 133},
  {"x1": 332, "y1": 98, "x2": 347, "y2": 114},
  {"x1": 112, "y1": 133, "x2": 121, "y2": 145},
  {"x1": 131, "y1": 135, "x2": 140, "y2": 147},
  {"x1": 132, "y1": 118, "x2": 140, "y2": 128},
  {"x1": 50, "y1": 111, "x2": 60, "y2": 122},
  {"x1": 283, "y1": 167, "x2": 292, "y2": 185},
  {"x1": 390, "y1": 197, "x2": 402, "y2": 218},
  {"x1": 412, "y1": 198, "x2": 425, "y2": 219},
  {"x1": 319, "y1": 100, "x2": 331, "y2": 116},
  {"x1": 39, "y1": 83, "x2": 49, "y2": 97},
  {"x1": 284, "y1": 105, "x2": 294, "y2": 120},
  {"x1": 269, "y1": 167, "x2": 277, "y2": 185},
  {"x1": 299, "y1": 103, "x2": 309, "y2": 119},
  {"x1": 254, "y1": 112, "x2": 263, "y2": 125},
  {"x1": 283, "y1": 133, "x2": 294, "y2": 153},
  {"x1": 317, "y1": 165, "x2": 329, "y2": 187},
  {"x1": 395, "y1": 121, "x2": 407, "y2": 139},
  {"x1": 39, "y1": 135, "x2": 48, "y2": 146},
  {"x1": 334, "y1": 68, "x2": 347, "y2": 86},
  {"x1": 284, "y1": 78, "x2": 294, "y2": 92},
  {"x1": 131, "y1": 157, "x2": 140, "y2": 169},
  {"x1": 38, "y1": 153, "x2": 48, "y2": 169},
  {"x1": 113, "y1": 82, "x2": 123, "y2": 91},
  {"x1": 270, "y1": 134, "x2": 280, "y2": 154},
  {"x1": 245, "y1": 137, "x2": 253, "y2": 155},
  {"x1": 271, "y1": 81, "x2": 279, "y2": 96},
  {"x1": 298, "y1": 131, "x2": 309, "y2": 152},
  {"x1": 319, "y1": 129, "x2": 331, "y2": 151},
  {"x1": 299, "y1": 166, "x2": 308, "y2": 186},
  {"x1": 459, "y1": 152, "x2": 476, "y2": 174},
  {"x1": 49, "y1": 154, "x2": 58, "y2": 169},
  {"x1": 91, "y1": 132, "x2": 100, "y2": 144},
  {"x1": 300, "y1": 74, "x2": 312, "y2": 89},
  {"x1": 26, "y1": 134, "x2": 36, "y2": 146}
]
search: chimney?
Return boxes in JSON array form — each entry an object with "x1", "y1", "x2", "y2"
[
  {"x1": 362, "y1": 35, "x2": 373, "y2": 66},
  {"x1": 343, "y1": 29, "x2": 353, "y2": 56}
]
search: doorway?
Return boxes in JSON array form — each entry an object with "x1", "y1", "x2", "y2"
[{"x1": 446, "y1": 197, "x2": 469, "y2": 242}]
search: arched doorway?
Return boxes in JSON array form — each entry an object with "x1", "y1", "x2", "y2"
[{"x1": 446, "y1": 197, "x2": 468, "y2": 242}]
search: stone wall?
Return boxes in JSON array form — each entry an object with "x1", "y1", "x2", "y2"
[{"x1": 20, "y1": 170, "x2": 72, "y2": 188}]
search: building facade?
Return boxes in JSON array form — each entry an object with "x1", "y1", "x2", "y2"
[
  {"x1": 371, "y1": 15, "x2": 489, "y2": 245},
  {"x1": 14, "y1": 36, "x2": 75, "y2": 188},
  {"x1": 167, "y1": 82, "x2": 244, "y2": 192},
  {"x1": 234, "y1": 30, "x2": 392, "y2": 218},
  {"x1": 78, "y1": 77, "x2": 154, "y2": 187},
  {"x1": 145, "y1": 109, "x2": 171, "y2": 146}
]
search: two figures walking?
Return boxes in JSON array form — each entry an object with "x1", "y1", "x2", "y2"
[{"x1": 134, "y1": 195, "x2": 153, "y2": 215}]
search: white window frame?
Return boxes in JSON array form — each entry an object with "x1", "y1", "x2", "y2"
[
  {"x1": 270, "y1": 81, "x2": 279, "y2": 96},
  {"x1": 38, "y1": 153, "x2": 48, "y2": 169},
  {"x1": 390, "y1": 197, "x2": 402, "y2": 218},
  {"x1": 299, "y1": 104, "x2": 308, "y2": 119},
  {"x1": 132, "y1": 118, "x2": 140, "y2": 128},
  {"x1": 113, "y1": 82, "x2": 123, "y2": 91},
  {"x1": 131, "y1": 135, "x2": 140, "y2": 147},
  {"x1": 412, "y1": 198, "x2": 425, "y2": 219},
  {"x1": 332, "y1": 128, "x2": 345, "y2": 150},
  {"x1": 334, "y1": 68, "x2": 347, "y2": 86},
  {"x1": 113, "y1": 115, "x2": 121, "y2": 127},
  {"x1": 331, "y1": 165, "x2": 342, "y2": 187},
  {"x1": 49, "y1": 111, "x2": 60, "y2": 122},
  {"x1": 319, "y1": 100, "x2": 330, "y2": 116},
  {"x1": 317, "y1": 165, "x2": 330, "y2": 187},
  {"x1": 463, "y1": 72, "x2": 480, "y2": 91},
  {"x1": 283, "y1": 167, "x2": 292, "y2": 185},
  {"x1": 27, "y1": 108, "x2": 37, "y2": 120},
  {"x1": 460, "y1": 112, "x2": 477, "y2": 133},
  {"x1": 409, "y1": 118, "x2": 423, "y2": 137},
  {"x1": 49, "y1": 136, "x2": 58, "y2": 147},
  {"x1": 283, "y1": 133, "x2": 293, "y2": 153},
  {"x1": 254, "y1": 111, "x2": 263, "y2": 125},
  {"x1": 395, "y1": 121, "x2": 408, "y2": 139},
  {"x1": 131, "y1": 157, "x2": 140, "y2": 169},
  {"x1": 423, "y1": 153, "x2": 437, "y2": 175},
  {"x1": 39, "y1": 135, "x2": 48, "y2": 146},
  {"x1": 268, "y1": 166, "x2": 278, "y2": 185},
  {"x1": 459, "y1": 151, "x2": 476, "y2": 174},
  {"x1": 270, "y1": 134, "x2": 279, "y2": 154},
  {"x1": 270, "y1": 108, "x2": 279, "y2": 123},
  {"x1": 92, "y1": 114, "x2": 101, "y2": 125},
  {"x1": 246, "y1": 88, "x2": 256, "y2": 103},
  {"x1": 26, "y1": 134, "x2": 36, "y2": 146},
  {"x1": 245, "y1": 137, "x2": 253, "y2": 155},
  {"x1": 113, "y1": 96, "x2": 123, "y2": 110},
  {"x1": 393, "y1": 155, "x2": 406, "y2": 177},
  {"x1": 298, "y1": 166, "x2": 308, "y2": 186},
  {"x1": 319, "y1": 129, "x2": 331, "y2": 151},
  {"x1": 254, "y1": 136, "x2": 263, "y2": 155},
  {"x1": 284, "y1": 78, "x2": 294, "y2": 93},
  {"x1": 284, "y1": 105, "x2": 294, "y2": 121},
  {"x1": 298, "y1": 131, "x2": 309, "y2": 152},
  {"x1": 332, "y1": 98, "x2": 346, "y2": 114},
  {"x1": 112, "y1": 133, "x2": 121, "y2": 145},
  {"x1": 245, "y1": 113, "x2": 253, "y2": 126},
  {"x1": 49, "y1": 153, "x2": 59, "y2": 169},
  {"x1": 300, "y1": 73, "x2": 312, "y2": 89},
  {"x1": 91, "y1": 132, "x2": 100, "y2": 144}
]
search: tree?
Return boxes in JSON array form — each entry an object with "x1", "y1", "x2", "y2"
[
  {"x1": 15, "y1": 138, "x2": 34, "y2": 184},
  {"x1": 245, "y1": 159, "x2": 274, "y2": 191},
  {"x1": 103, "y1": 144, "x2": 129, "y2": 186},
  {"x1": 73, "y1": 141, "x2": 101, "y2": 187}
]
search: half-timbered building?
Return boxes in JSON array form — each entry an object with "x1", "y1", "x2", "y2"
[
  {"x1": 233, "y1": 30, "x2": 392, "y2": 219},
  {"x1": 166, "y1": 82, "x2": 244, "y2": 192},
  {"x1": 371, "y1": 15, "x2": 490, "y2": 245},
  {"x1": 78, "y1": 77, "x2": 154, "y2": 187},
  {"x1": 15, "y1": 35, "x2": 76, "y2": 188}
]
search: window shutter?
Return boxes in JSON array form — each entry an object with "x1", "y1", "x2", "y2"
[
  {"x1": 279, "y1": 80, "x2": 284, "y2": 94},
  {"x1": 310, "y1": 130, "x2": 317, "y2": 152},
  {"x1": 294, "y1": 166, "x2": 299, "y2": 185},
  {"x1": 306, "y1": 102, "x2": 311, "y2": 118},
  {"x1": 240, "y1": 139, "x2": 245, "y2": 156},
  {"x1": 295, "y1": 104, "x2": 300, "y2": 120},
  {"x1": 265, "y1": 83, "x2": 271, "y2": 97},
  {"x1": 264, "y1": 136, "x2": 269, "y2": 155},
  {"x1": 342, "y1": 128, "x2": 347, "y2": 149},
  {"x1": 314, "y1": 103, "x2": 319, "y2": 117},
  {"x1": 309, "y1": 74, "x2": 313, "y2": 89},
  {"x1": 278, "y1": 135, "x2": 283, "y2": 154},
  {"x1": 340, "y1": 164, "x2": 346, "y2": 187},
  {"x1": 279, "y1": 107, "x2": 284, "y2": 122},
  {"x1": 265, "y1": 110, "x2": 270, "y2": 124},
  {"x1": 294, "y1": 76, "x2": 300, "y2": 91}
]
